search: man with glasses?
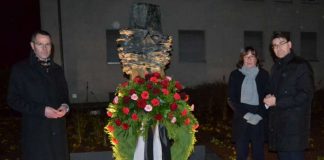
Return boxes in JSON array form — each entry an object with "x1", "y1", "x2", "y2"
[
  {"x1": 263, "y1": 32, "x2": 314, "y2": 160},
  {"x1": 7, "y1": 30, "x2": 70, "y2": 160}
]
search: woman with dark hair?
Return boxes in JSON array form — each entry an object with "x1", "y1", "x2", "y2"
[{"x1": 228, "y1": 46, "x2": 269, "y2": 160}]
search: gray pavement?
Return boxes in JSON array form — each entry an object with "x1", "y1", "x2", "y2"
[{"x1": 70, "y1": 145, "x2": 221, "y2": 160}]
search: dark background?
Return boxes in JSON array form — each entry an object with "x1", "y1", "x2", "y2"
[{"x1": 1, "y1": 0, "x2": 40, "y2": 68}]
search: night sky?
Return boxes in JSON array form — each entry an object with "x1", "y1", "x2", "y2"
[{"x1": 1, "y1": 0, "x2": 40, "y2": 68}]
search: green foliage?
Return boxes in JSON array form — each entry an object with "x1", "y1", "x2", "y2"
[
  {"x1": 167, "y1": 123, "x2": 196, "y2": 160},
  {"x1": 108, "y1": 122, "x2": 138, "y2": 159}
]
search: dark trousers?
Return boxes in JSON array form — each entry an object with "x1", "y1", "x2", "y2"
[
  {"x1": 235, "y1": 124, "x2": 264, "y2": 160},
  {"x1": 278, "y1": 151, "x2": 304, "y2": 160}
]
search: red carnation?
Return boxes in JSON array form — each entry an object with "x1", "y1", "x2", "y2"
[
  {"x1": 152, "y1": 88, "x2": 161, "y2": 95},
  {"x1": 121, "y1": 82, "x2": 128, "y2": 87},
  {"x1": 180, "y1": 92, "x2": 189, "y2": 101},
  {"x1": 137, "y1": 99, "x2": 147, "y2": 108},
  {"x1": 112, "y1": 138, "x2": 119, "y2": 145},
  {"x1": 129, "y1": 89, "x2": 136, "y2": 95},
  {"x1": 122, "y1": 123, "x2": 129, "y2": 130},
  {"x1": 141, "y1": 91, "x2": 149, "y2": 100},
  {"x1": 173, "y1": 93, "x2": 181, "y2": 100},
  {"x1": 170, "y1": 103, "x2": 178, "y2": 111},
  {"x1": 134, "y1": 76, "x2": 145, "y2": 84},
  {"x1": 152, "y1": 72, "x2": 161, "y2": 78},
  {"x1": 131, "y1": 113, "x2": 138, "y2": 121},
  {"x1": 115, "y1": 119, "x2": 122, "y2": 126},
  {"x1": 122, "y1": 107, "x2": 130, "y2": 115},
  {"x1": 151, "y1": 98, "x2": 160, "y2": 107},
  {"x1": 133, "y1": 76, "x2": 140, "y2": 82},
  {"x1": 161, "y1": 79, "x2": 169, "y2": 88},
  {"x1": 181, "y1": 109, "x2": 188, "y2": 116},
  {"x1": 192, "y1": 124, "x2": 199, "y2": 130},
  {"x1": 175, "y1": 81, "x2": 183, "y2": 90},
  {"x1": 123, "y1": 96, "x2": 131, "y2": 104},
  {"x1": 106, "y1": 111, "x2": 113, "y2": 117},
  {"x1": 146, "y1": 83, "x2": 153, "y2": 90},
  {"x1": 145, "y1": 73, "x2": 151, "y2": 80},
  {"x1": 184, "y1": 118, "x2": 191, "y2": 125},
  {"x1": 155, "y1": 114, "x2": 163, "y2": 121},
  {"x1": 162, "y1": 88, "x2": 169, "y2": 95},
  {"x1": 150, "y1": 76, "x2": 158, "y2": 83},
  {"x1": 106, "y1": 125, "x2": 114, "y2": 132}
]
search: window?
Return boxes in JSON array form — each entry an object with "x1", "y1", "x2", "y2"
[
  {"x1": 301, "y1": 0, "x2": 319, "y2": 4},
  {"x1": 178, "y1": 30, "x2": 206, "y2": 63},
  {"x1": 274, "y1": 0, "x2": 292, "y2": 3},
  {"x1": 106, "y1": 29, "x2": 120, "y2": 64},
  {"x1": 301, "y1": 32, "x2": 317, "y2": 61},
  {"x1": 244, "y1": 31, "x2": 263, "y2": 60}
]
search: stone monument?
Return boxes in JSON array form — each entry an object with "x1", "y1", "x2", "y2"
[{"x1": 117, "y1": 3, "x2": 172, "y2": 79}]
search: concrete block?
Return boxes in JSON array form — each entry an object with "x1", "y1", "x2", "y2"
[{"x1": 70, "y1": 151, "x2": 113, "y2": 160}]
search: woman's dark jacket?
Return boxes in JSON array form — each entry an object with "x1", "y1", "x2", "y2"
[
  {"x1": 7, "y1": 54, "x2": 69, "y2": 160},
  {"x1": 228, "y1": 67, "x2": 269, "y2": 141},
  {"x1": 268, "y1": 53, "x2": 314, "y2": 151}
]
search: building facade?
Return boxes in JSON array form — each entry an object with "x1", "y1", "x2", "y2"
[{"x1": 40, "y1": 0, "x2": 324, "y2": 103}]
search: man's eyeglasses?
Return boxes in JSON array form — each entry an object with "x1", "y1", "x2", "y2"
[{"x1": 272, "y1": 41, "x2": 288, "y2": 49}]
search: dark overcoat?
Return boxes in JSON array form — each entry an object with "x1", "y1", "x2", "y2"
[
  {"x1": 228, "y1": 68, "x2": 269, "y2": 142},
  {"x1": 268, "y1": 53, "x2": 314, "y2": 151},
  {"x1": 7, "y1": 54, "x2": 69, "y2": 160}
]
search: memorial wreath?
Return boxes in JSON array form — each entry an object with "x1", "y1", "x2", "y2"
[{"x1": 105, "y1": 72, "x2": 199, "y2": 160}]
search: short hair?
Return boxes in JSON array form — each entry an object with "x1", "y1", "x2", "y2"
[
  {"x1": 31, "y1": 30, "x2": 52, "y2": 42},
  {"x1": 236, "y1": 46, "x2": 261, "y2": 68},
  {"x1": 271, "y1": 31, "x2": 290, "y2": 42}
]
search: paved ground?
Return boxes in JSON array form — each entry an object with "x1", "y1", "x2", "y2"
[{"x1": 70, "y1": 145, "x2": 221, "y2": 160}]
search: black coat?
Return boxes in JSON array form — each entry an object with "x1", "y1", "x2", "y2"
[
  {"x1": 228, "y1": 68, "x2": 269, "y2": 142},
  {"x1": 268, "y1": 53, "x2": 314, "y2": 151},
  {"x1": 7, "y1": 54, "x2": 69, "y2": 160}
]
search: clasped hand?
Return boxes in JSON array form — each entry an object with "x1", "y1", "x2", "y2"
[
  {"x1": 45, "y1": 104, "x2": 68, "y2": 118},
  {"x1": 263, "y1": 94, "x2": 276, "y2": 107}
]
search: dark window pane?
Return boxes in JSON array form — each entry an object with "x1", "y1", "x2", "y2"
[
  {"x1": 301, "y1": 0, "x2": 319, "y2": 4},
  {"x1": 244, "y1": 31, "x2": 263, "y2": 60},
  {"x1": 106, "y1": 29, "x2": 120, "y2": 63},
  {"x1": 274, "y1": 0, "x2": 292, "y2": 3},
  {"x1": 179, "y1": 30, "x2": 206, "y2": 63},
  {"x1": 301, "y1": 32, "x2": 317, "y2": 61}
]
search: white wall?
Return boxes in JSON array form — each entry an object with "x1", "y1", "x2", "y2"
[{"x1": 40, "y1": 0, "x2": 324, "y2": 103}]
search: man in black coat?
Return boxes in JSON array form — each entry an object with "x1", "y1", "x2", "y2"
[
  {"x1": 7, "y1": 30, "x2": 70, "y2": 160},
  {"x1": 264, "y1": 32, "x2": 314, "y2": 160}
]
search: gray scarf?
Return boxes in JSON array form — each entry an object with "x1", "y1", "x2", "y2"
[{"x1": 239, "y1": 66, "x2": 259, "y2": 105}]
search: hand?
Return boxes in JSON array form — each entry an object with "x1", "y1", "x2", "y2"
[
  {"x1": 57, "y1": 104, "x2": 69, "y2": 116},
  {"x1": 45, "y1": 106, "x2": 64, "y2": 118},
  {"x1": 263, "y1": 94, "x2": 276, "y2": 107}
]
